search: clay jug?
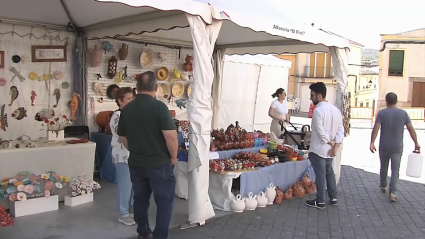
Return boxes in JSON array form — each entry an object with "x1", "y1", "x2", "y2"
[
  {"x1": 89, "y1": 45, "x2": 103, "y2": 67},
  {"x1": 304, "y1": 182, "x2": 314, "y2": 194},
  {"x1": 256, "y1": 192, "x2": 268, "y2": 208},
  {"x1": 301, "y1": 174, "x2": 312, "y2": 188},
  {"x1": 230, "y1": 194, "x2": 246, "y2": 213},
  {"x1": 265, "y1": 184, "x2": 276, "y2": 204},
  {"x1": 274, "y1": 186, "x2": 284, "y2": 205},
  {"x1": 118, "y1": 43, "x2": 128, "y2": 60},
  {"x1": 245, "y1": 192, "x2": 258, "y2": 210},
  {"x1": 283, "y1": 186, "x2": 292, "y2": 201}
]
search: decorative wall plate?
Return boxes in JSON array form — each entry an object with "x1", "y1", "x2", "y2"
[
  {"x1": 11, "y1": 55, "x2": 21, "y2": 63},
  {"x1": 172, "y1": 83, "x2": 184, "y2": 98},
  {"x1": 61, "y1": 81, "x2": 69, "y2": 89},
  {"x1": 156, "y1": 83, "x2": 169, "y2": 99},
  {"x1": 54, "y1": 71, "x2": 64, "y2": 80},
  {"x1": 106, "y1": 84, "x2": 120, "y2": 99},
  {"x1": 157, "y1": 67, "x2": 168, "y2": 81},
  {"x1": 29, "y1": 72, "x2": 38, "y2": 80},
  {"x1": 140, "y1": 49, "x2": 154, "y2": 68}
]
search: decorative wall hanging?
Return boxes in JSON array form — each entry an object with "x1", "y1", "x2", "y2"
[
  {"x1": 122, "y1": 66, "x2": 128, "y2": 80},
  {"x1": 126, "y1": 75, "x2": 135, "y2": 82},
  {"x1": 158, "y1": 52, "x2": 166, "y2": 63},
  {"x1": 34, "y1": 109, "x2": 55, "y2": 122},
  {"x1": 54, "y1": 71, "x2": 64, "y2": 80},
  {"x1": 175, "y1": 99, "x2": 187, "y2": 110},
  {"x1": 172, "y1": 83, "x2": 184, "y2": 98},
  {"x1": 116, "y1": 71, "x2": 123, "y2": 84},
  {"x1": 29, "y1": 71, "x2": 38, "y2": 80},
  {"x1": 107, "y1": 56, "x2": 118, "y2": 79},
  {"x1": 89, "y1": 45, "x2": 103, "y2": 67},
  {"x1": 61, "y1": 81, "x2": 69, "y2": 89},
  {"x1": 53, "y1": 89, "x2": 61, "y2": 108},
  {"x1": 92, "y1": 82, "x2": 105, "y2": 96},
  {"x1": 180, "y1": 71, "x2": 192, "y2": 81},
  {"x1": 106, "y1": 84, "x2": 120, "y2": 99},
  {"x1": 11, "y1": 107, "x2": 27, "y2": 120},
  {"x1": 157, "y1": 67, "x2": 168, "y2": 81},
  {"x1": 101, "y1": 41, "x2": 113, "y2": 54},
  {"x1": 0, "y1": 104, "x2": 8, "y2": 131},
  {"x1": 11, "y1": 55, "x2": 21, "y2": 63},
  {"x1": 140, "y1": 49, "x2": 154, "y2": 68},
  {"x1": 20, "y1": 55, "x2": 29, "y2": 64},
  {"x1": 0, "y1": 78, "x2": 6, "y2": 86},
  {"x1": 0, "y1": 51, "x2": 4, "y2": 68},
  {"x1": 156, "y1": 84, "x2": 169, "y2": 99},
  {"x1": 30, "y1": 91, "x2": 37, "y2": 106},
  {"x1": 183, "y1": 54, "x2": 193, "y2": 72},
  {"x1": 118, "y1": 43, "x2": 128, "y2": 60},
  {"x1": 9, "y1": 67, "x2": 25, "y2": 82},
  {"x1": 187, "y1": 84, "x2": 192, "y2": 96},
  {"x1": 98, "y1": 97, "x2": 104, "y2": 103},
  {"x1": 9, "y1": 86, "x2": 19, "y2": 106},
  {"x1": 31, "y1": 45, "x2": 67, "y2": 62},
  {"x1": 169, "y1": 78, "x2": 175, "y2": 83},
  {"x1": 70, "y1": 92, "x2": 81, "y2": 121},
  {"x1": 96, "y1": 73, "x2": 102, "y2": 80},
  {"x1": 173, "y1": 69, "x2": 181, "y2": 79},
  {"x1": 38, "y1": 74, "x2": 53, "y2": 81}
]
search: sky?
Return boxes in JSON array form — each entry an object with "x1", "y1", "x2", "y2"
[{"x1": 271, "y1": 0, "x2": 425, "y2": 49}]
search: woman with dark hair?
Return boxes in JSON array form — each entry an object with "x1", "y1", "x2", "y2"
[
  {"x1": 268, "y1": 88, "x2": 290, "y2": 138},
  {"x1": 109, "y1": 87, "x2": 135, "y2": 226}
]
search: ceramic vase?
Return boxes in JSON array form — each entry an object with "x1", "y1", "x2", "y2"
[
  {"x1": 230, "y1": 194, "x2": 245, "y2": 213},
  {"x1": 265, "y1": 183, "x2": 277, "y2": 205},
  {"x1": 89, "y1": 45, "x2": 102, "y2": 67},
  {"x1": 244, "y1": 192, "x2": 258, "y2": 210},
  {"x1": 256, "y1": 191, "x2": 268, "y2": 208},
  {"x1": 118, "y1": 43, "x2": 128, "y2": 60}
]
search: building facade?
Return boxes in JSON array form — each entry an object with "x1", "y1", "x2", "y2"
[{"x1": 378, "y1": 28, "x2": 425, "y2": 108}]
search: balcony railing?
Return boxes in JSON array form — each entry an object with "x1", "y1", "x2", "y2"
[{"x1": 297, "y1": 66, "x2": 334, "y2": 78}]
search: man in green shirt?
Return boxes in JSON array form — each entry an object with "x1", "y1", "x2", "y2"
[{"x1": 118, "y1": 71, "x2": 178, "y2": 239}]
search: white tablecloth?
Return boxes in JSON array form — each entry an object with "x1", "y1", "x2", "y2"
[{"x1": 0, "y1": 142, "x2": 96, "y2": 209}]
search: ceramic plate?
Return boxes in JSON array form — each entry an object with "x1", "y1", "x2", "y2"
[
  {"x1": 157, "y1": 67, "x2": 169, "y2": 81},
  {"x1": 156, "y1": 83, "x2": 169, "y2": 99},
  {"x1": 172, "y1": 83, "x2": 184, "y2": 97},
  {"x1": 140, "y1": 49, "x2": 154, "y2": 68}
]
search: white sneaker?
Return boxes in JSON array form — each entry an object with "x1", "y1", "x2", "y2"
[
  {"x1": 118, "y1": 217, "x2": 136, "y2": 226},
  {"x1": 389, "y1": 193, "x2": 398, "y2": 202}
]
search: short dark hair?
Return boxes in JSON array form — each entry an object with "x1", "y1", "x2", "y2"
[
  {"x1": 115, "y1": 87, "x2": 134, "y2": 107},
  {"x1": 136, "y1": 71, "x2": 157, "y2": 92},
  {"x1": 385, "y1": 92, "x2": 398, "y2": 105},
  {"x1": 309, "y1": 82, "x2": 327, "y2": 98}
]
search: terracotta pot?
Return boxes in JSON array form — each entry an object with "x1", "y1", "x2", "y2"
[
  {"x1": 292, "y1": 182, "x2": 305, "y2": 198},
  {"x1": 283, "y1": 187, "x2": 292, "y2": 201},
  {"x1": 301, "y1": 174, "x2": 312, "y2": 188},
  {"x1": 274, "y1": 186, "x2": 284, "y2": 205},
  {"x1": 118, "y1": 43, "x2": 129, "y2": 60}
]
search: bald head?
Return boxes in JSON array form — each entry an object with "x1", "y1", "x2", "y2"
[
  {"x1": 385, "y1": 92, "x2": 398, "y2": 106},
  {"x1": 136, "y1": 71, "x2": 157, "y2": 92}
]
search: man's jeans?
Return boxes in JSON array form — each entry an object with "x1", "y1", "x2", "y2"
[
  {"x1": 309, "y1": 152, "x2": 337, "y2": 203},
  {"x1": 129, "y1": 163, "x2": 176, "y2": 239},
  {"x1": 379, "y1": 150, "x2": 402, "y2": 194}
]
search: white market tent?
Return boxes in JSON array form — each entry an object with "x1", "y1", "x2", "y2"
[{"x1": 0, "y1": 0, "x2": 350, "y2": 225}]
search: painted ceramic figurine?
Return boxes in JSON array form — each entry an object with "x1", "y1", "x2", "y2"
[
  {"x1": 11, "y1": 107, "x2": 27, "y2": 120},
  {"x1": 34, "y1": 109, "x2": 55, "y2": 122},
  {"x1": 175, "y1": 99, "x2": 187, "y2": 110},
  {"x1": 70, "y1": 92, "x2": 81, "y2": 121},
  {"x1": 0, "y1": 104, "x2": 8, "y2": 131},
  {"x1": 9, "y1": 86, "x2": 19, "y2": 106},
  {"x1": 31, "y1": 91, "x2": 37, "y2": 106},
  {"x1": 53, "y1": 88, "x2": 61, "y2": 108}
]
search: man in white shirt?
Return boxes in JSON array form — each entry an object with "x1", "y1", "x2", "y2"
[{"x1": 306, "y1": 82, "x2": 344, "y2": 209}]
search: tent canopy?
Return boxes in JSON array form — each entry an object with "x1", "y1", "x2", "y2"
[{"x1": 0, "y1": 0, "x2": 349, "y2": 54}]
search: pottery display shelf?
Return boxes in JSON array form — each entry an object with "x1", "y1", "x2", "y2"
[{"x1": 210, "y1": 168, "x2": 258, "y2": 175}]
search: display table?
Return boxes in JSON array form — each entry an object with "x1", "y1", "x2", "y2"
[
  {"x1": 209, "y1": 160, "x2": 315, "y2": 211},
  {"x1": 0, "y1": 141, "x2": 96, "y2": 209},
  {"x1": 90, "y1": 132, "x2": 116, "y2": 183}
]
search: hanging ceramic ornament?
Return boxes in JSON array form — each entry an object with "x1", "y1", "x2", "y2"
[
  {"x1": 158, "y1": 52, "x2": 166, "y2": 63},
  {"x1": 29, "y1": 71, "x2": 38, "y2": 80},
  {"x1": 89, "y1": 45, "x2": 103, "y2": 67},
  {"x1": 11, "y1": 107, "x2": 27, "y2": 120},
  {"x1": 116, "y1": 71, "x2": 123, "y2": 84},
  {"x1": 38, "y1": 74, "x2": 53, "y2": 81},
  {"x1": 122, "y1": 66, "x2": 128, "y2": 80},
  {"x1": 106, "y1": 84, "x2": 120, "y2": 99},
  {"x1": 8, "y1": 86, "x2": 19, "y2": 106},
  {"x1": 118, "y1": 43, "x2": 129, "y2": 60},
  {"x1": 30, "y1": 91, "x2": 37, "y2": 106},
  {"x1": 0, "y1": 104, "x2": 8, "y2": 131},
  {"x1": 101, "y1": 41, "x2": 113, "y2": 54},
  {"x1": 53, "y1": 88, "x2": 61, "y2": 108},
  {"x1": 11, "y1": 55, "x2": 21, "y2": 63},
  {"x1": 107, "y1": 56, "x2": 118, "y2": 79},
  {"x1": 34, "y1": 109, "x2": 55, "y2": 122},
  {"x1": 61, "y1": 81, "x2": 69, "y2": 89},
  {"x1": 54, "y1": 71, "x2": 64, "y2": 80},
  {"x1": 70, "y1": 92, "x2": 81, "y2": 121},
  {"x1": 140, "y1": 49, "x2": 154, "y2": 68},
  {"x1": 96, "y1": 73, "x2": 102, "y2": 80},
  {"x1": 9, "y1": 67, "x2": 25, "y2": 82},
  {"x1": 20, "y1": 55, "x2": 29, "y2": 64},
  {"x1": 0, "y1": 78, "x2": 6, "y2": 86},
  {"x1": 92, "y1": 82, "x2": 105, "y2": 96}
]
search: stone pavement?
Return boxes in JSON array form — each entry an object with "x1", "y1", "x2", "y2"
[{"x1": 168, "y1": 165, "x2": 425, "y2": 239}]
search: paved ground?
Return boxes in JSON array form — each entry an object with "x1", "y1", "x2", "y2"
[{"x1": 165, "y1": 127, "x2": 425, "y2": 239}]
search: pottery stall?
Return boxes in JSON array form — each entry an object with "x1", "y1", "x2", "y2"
[{"x1": 0, "y1": 0, "x2": 349, "y2": 225}]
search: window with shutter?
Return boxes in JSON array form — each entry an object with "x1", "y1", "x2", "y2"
[{"x1": 388, "y1": 50, "x2": 404, "y2": 77}]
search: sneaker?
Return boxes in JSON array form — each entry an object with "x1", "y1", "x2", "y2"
[
  {"x1": 118, "y1": 217, "x2": 136, "y2": 226},
  {"x1": 330, "y1": 198, "x2": 337, "y2": 206},
  {"x1": 389, "y1": 193, "x2": 398, "y2": 202},
  {"x1": 381, "y1": 187, "x2": 387, "y2": 193},
  {"x1": 129, "y1": 213, "x2": 134, "y2": 218},
  {"x1": 306, "y1": 199, "x2": 325, "y2": 209}
]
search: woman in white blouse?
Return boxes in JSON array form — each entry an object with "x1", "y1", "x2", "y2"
[
  {"x1": 109, "y1": 87, "x2": 135, "y2": 226},
  {"x1": 268, "y1": 88, "x2": 290, "y2": 138}
]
